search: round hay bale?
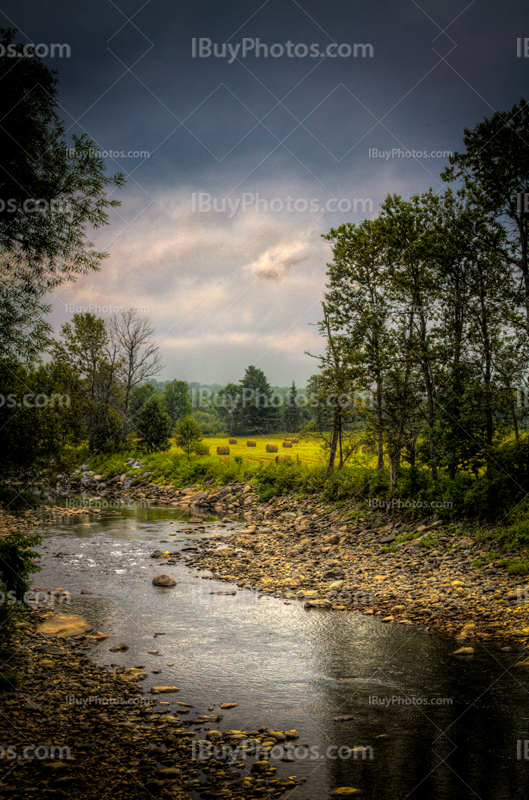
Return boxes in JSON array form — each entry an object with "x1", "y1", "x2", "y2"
[
  {"x1": 291, "y1": 438, "x2": 299, "y2": 444},
  {"x1": 217, "y1": 446, "x2": 230, "y2": 455},
  {"x1": 282, "y1": 442, "x2": 293, "y2": 448},
  {"x1": 246, "y1": 440, "x2": 256, "y2": 447},
  {"x1": 266, "y1": 444, "x2": 278, "y2": 453},
  {"x1": 229, "y1": 439, "x2": 237, "y2": 444},
  {"x1": 275, "y1": 455, "x2": 292, "y2": 464}
]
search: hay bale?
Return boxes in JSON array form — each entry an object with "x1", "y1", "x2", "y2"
[
  {"x1": 291, "y1": 438, "x2": 299, "y2": 444},
  {"x1": 217, "y1": 446, "x2": 230, "y2": 455},
  {"x1": 246, "y1": 441, "x2": 256, "y2": 447},
  {"x1": 229, "y1": 439, "x2": 237, "y2": 445},
  {"x1": 266, "y1": 444, "x2": 278, "y2": 453},
  {"x1": 275, "y1": 455, "x2": 292, "y2": 464},
  {"x1": 282, "y1": 442, "x2": 293, "y2": 448}
]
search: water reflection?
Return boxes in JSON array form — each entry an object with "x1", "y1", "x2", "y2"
[{"x1": 33, "y1": 504, "x2": 529, "y2": 799}]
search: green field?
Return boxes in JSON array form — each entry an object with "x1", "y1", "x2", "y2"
[{"x1": 166, "y1": 432, "x2": 379, "y2": 470}]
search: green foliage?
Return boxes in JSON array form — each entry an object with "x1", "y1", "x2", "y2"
[
  {"x1": 174, "y1": 415, "x2": 204, "y2": 457},
  {"x1": 135, "y1": 396, "x2": 172, "y2": 453},
  {"x1": 162, "y1": 380, "x2": 191, "y2": 428},
  {"x1": 0, "y1": 530, "x2": 42, "y2": 602},
  {"x1": 218, "y1": 366, "x2": 280, "y2": 435},
  {"x1": 0, "y1": 28, "x2": 124, "y2": 359},
  {"x1": 0, "y1": 360, "x2": 81, "y2": 481}
]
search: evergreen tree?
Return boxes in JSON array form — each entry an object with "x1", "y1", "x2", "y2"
[
  {"x1": 283, "y1": 382, "x2": 300, "y2": 432},
  {"x1": 134, "y1": 396, "x2": 172, "y2": 453}
]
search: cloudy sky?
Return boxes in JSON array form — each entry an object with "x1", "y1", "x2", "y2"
[{"x1": 3, "y1": 0, "x2": 528, "y2": 384}]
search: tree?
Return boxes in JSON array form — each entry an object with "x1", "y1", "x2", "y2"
[
  {"x1": 217, "y1": 366, "x2": 280, "y2": 436},
  {"x1": 53, "y1": 313, "x2": 121, "y2": 452},
  {"x1": 129, "y1": 383, "x2": 155, "y2": 422},
  {"x1": 283, "y1": 382, "x2": 301, "y2": 432},
  {"x1": 0, "y1": 359, "x2": 81, "y2": 483},
  {"x1": 108, "y1": 311, "x2": 163, "y2": 442},
  {"x1": 0, "y1": 28, "x2": 124, "y2": 359},
  {"x1": 441, "y1": 98, "x2": 529, "y2": 333},
  {"x1": 162, "y1": 380, "x2": 191, "y2": 428},
  {"x1": 135, "y1": 396, "x2": 172, "y2": 453},
  {"x1": 174, "y1": 415, "x2": 203, "y2": 457}
]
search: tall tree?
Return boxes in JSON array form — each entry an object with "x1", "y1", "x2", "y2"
[
  {"x1": 108, "y1": 311, "x2": 163, "y2": 443},
  {"x1": 0, "y1": 28, "x2": 124, "y2": 359},
  {"x1": 283, "y1": 381, "x2": 300, "y2": 432},
  {"x1": 162, "y1": 380, "x2": 191, "y2": 429},
  {"x1": 441, "y1": 98, "x2": 529, "y2": 334}
]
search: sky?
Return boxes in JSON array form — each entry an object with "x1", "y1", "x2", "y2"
[{"x1": 3, "y1": 0, "x2": 528, "y2": 385}]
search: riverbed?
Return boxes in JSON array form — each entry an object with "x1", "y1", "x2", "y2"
[{"x1": 34, "y1": 503, "x2": 529, "y2": 799}]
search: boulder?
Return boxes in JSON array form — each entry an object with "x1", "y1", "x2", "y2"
[
  {"x1": 152, "y1": 574, "x2": 176, "y2": 587},
  {"x1": 37, "y1": 614, "x2": 94, "y2": 638}
]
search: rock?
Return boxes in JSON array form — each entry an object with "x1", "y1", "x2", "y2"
[
  {"x1": 152, "y1": 574, "x2": 176, "y2": 587},
  {"x1": 452, "y1": 647, "x2": 474, "y2": 656},
  {"x1": 219, "y1": 703, "x2": 238, "y2": 709},
  {"x1": 251, "y1": 761, "x2": 271, "y2": 773},
  {"x1": 109, "y1": 643, "x2": 129, "y2": 652},
  {"x1": 334, "y1": 715, "x2": 355, "y2": 722},
  {"x1": 150, "y1": 686, "x2": 180, "y2": 694},
  {"x1": 37, "y1": 614, "x2": 94, "y2": 638},
  {"x1": 380, "y1": 533, "x2": 396, "y2": 544},
  {"x1": 322, "y1": 569, "x2": 345, "y2": 580},
  {"x1": 324, "y1": 534, "x2": 341, "y2": 545},
  {"x1": 333, "y1": 788, "x2": 360, "y2": 795}
]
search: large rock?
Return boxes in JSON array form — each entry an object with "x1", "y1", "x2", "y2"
[
  {"x1": 152, "y1": 574, "x2": 176, "y2": 587},
  {"x1": 37, "y1": 614, "x2": 94, "y2": 638}
]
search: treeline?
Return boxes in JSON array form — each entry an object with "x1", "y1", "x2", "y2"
[{"x1": 307, "y1": 98, "x2": 529, "y2": 514}]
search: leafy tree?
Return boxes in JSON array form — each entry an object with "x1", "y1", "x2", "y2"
[
  {"x1": 162, "y1": 380, "x2": 191, "y2": 428},
  {"x1": 0, "y1": 28, "x2": 124, "y2": 359},
  {"x1": 53, "y1": 313, "x2": 121, "y2": 452},
  {"x1": 135, "y1": 395, "x2": 172, "y2": 453},
  {"x1": 0, "y1": 359, "x2": 81, "y2": 483},
  {"x1": 129, "y1": 383, "x2": 155, "y2": 422},
  {"x1": 174, "y1": 415, "x2": 203, "y2": 457},
  {"x1": 441, "y1": 98, "x2": 529, "y2": 333}
]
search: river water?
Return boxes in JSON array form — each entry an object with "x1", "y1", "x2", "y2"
[{"x1": 33, "y1": 503, "x2": 529, "y2": 799}]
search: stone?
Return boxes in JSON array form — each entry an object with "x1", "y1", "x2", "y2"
[
  {"x1": 452, "y1": 647, "x2": 474, "y2": 656},
  {"x1": 152, "y1": 574, "x2": 176, "y2": 587},
  {"x1": 150, "y1": 686, "x2": 180, "y2": 694},
  {"x1": 37, "y1": 614, "x2": 93, "y2": 638},
  {"x1": 109, "y1": 643, "x2": 129, "y2": 652}
]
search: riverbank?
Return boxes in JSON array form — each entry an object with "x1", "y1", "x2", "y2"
[
  {"x1": 36, "y1": 471, "x2": 529, "y2": 646},
  {"x1": 0, "y1": 607, "x2": 308, "y2": 800},
  {"x1": 133, "y1": 484, "x2": 529, "y2": 650}
]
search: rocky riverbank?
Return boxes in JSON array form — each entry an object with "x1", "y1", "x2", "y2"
[
  {"x1": 0, "y1": 609, "x2": 308, "y2": 799},
  {"x1": 54, "y1": 472, "x2": 529, "y2": 647},
  {"x1": 145, "y1": 485, "x2": 529, "y2": 651}
]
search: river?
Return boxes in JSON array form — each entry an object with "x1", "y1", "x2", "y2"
[{"x1": 33, "y1": 502, "x2": 529, "y2": 799}]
